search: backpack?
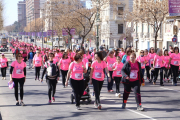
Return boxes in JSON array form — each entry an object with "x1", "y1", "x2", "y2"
[{"x1": 46, "y1": 61, "x2": 58, "y2": 79}]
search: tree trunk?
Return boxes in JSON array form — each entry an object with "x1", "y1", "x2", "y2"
[
  {"x1": 58, "y1": 36, "x2": 60, "y2": 49},
  {"x1": 69, "y1": 35, "x2": 72, "y2": 49},
  {"x1": 155, "y1": 33, "x2": 158, "y2": 52},
  {"x1": 81, "y1": 37, "x2": 85, "y2": 49}
]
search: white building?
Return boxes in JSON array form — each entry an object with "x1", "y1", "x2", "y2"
[{"x1": 99, "y1": 0, "x2": 134, "y2": 49}]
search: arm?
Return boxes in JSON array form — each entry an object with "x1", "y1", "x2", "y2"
[
  {"x1": 153, "y1": 59, "x2": 156, "y2": 69},
  {"x1": 105, "y1": 67, "x2": 111, "y2": 82},
  {"x1": 10, "y1": 66, "x2": 14, "y2": 82},
  {"x1": 56, "y1": 65, "x2": 60, "y2": 80},
  {"x1": 24, "y1": 67, "x2": 26, "y2": 82},
  {"x1": 121, "y1": 62, "x2": 129, "y2": 79},
  {"x1": 41, "y1": 67, "x2": 47, "y2": 80},
  {"x1": 168, "y1": 58, "x2": 172, "y2": 68},
  {"x1": 7, "y1": 62, "x2": 8, "y2": 67},
  {"x1": 65, "y1": 69, "x2": 72, "y2": 86}
]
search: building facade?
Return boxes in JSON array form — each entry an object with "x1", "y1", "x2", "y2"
[
  {"x1": 26, "y1": 0, "x2": 40, "y2": 24},
  {"x1": 18, "y1": 0, "x2": 26, "y2": 28}
]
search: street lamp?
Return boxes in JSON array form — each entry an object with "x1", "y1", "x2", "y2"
[{"x1": 96, "y1": 0, "x2": 101, "y2": 51}]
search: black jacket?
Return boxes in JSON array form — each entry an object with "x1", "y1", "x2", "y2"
[
  {"x1": 121, "y1": 61, "x2": 144, "y2": 85},
  {"x1": 28, "y1": 52, "x2": 35, "y2": 59}
]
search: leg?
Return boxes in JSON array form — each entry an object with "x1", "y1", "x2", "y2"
[
  {"x1": 123, "y1": 83, "x2": 131, "y2": 104},
  {"x1": 132, "y1": 81, "x2": 141, "y2": 107},
  {"x1": 145, "y1": 66, "x2": 150, "y2": 80},
  {"x1": 92, "y1": 79, "x2": 101, "y2": 104},
  {"x1": 77, "y1": 80, "x2": 85, "y2": 105},
  {"x1": 46, "y1": 80, "x2": 52, "y2": 100},
  {"x1": 160, "y1": 67, "x2": 164, "y2": 85},
  {"x1": 13, "y1": 78, "x2": 19, "y2": 101},
  {"x1": 37, "y1": 67, "x2": 41, "y2": 79},
  {"x1": 141, "y1": 69, "x2": 145, "y2": 78},
  {"x1": 1, "y1": 68, "x2": 3, "y2": 77},
  {"x1": 151, "y1": 64, "x2": 155, "y2": 80},
  {"x1": 154, "y1": 68, "x2": 159, "y2": 83},
  {"x1": 19, "y1": 78, "x2": 25, "y2": 101},
  {"x1": 70, "y1": 79, "x2": 80, "y2": 106},
  {"x1": 61, "y1": 70, "x2": 68, "y2": 87},
  {"x1": 114, "y1": 77, "x2": 120, "y2": 93},
  {"x1": 109, "y1": 71, "x2": 113, "y2": 90},
  {"x1": 98, "y1": 81, "x2": 104, "y2": 99},
  {"x1": 4, "y1": 67, "x2": 6, "y2": 77},
  {"x1": 164, "y1": 67, "x2": 168, "y2": 79},
  {"x1": 51, "y1": 80, "x2": 57, "y2": 97},
  {"x1": 35, "y1": 67, "x2": 38, "y2": 78}
]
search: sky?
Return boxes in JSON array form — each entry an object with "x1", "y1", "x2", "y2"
[{"x1": 3, "y1": 0, "x2": 23, "y2": 26}]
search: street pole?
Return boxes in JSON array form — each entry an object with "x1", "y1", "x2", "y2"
[
  {"x1": 96, "y1": 0, "x2": 100, "y2": 51},
  {"x1": 51, "y1": 5, "x2": 53, "y2": 50},
  {"x1": 41, "y1": 9, "x2": 44, "y2": 48}
]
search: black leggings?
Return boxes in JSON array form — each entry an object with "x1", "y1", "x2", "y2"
[
  {"x1": 171, "y1": 65, "x2": 179, "y2": 84},
  {"x1": 151, "y1": 64, "x2": 155, "y2": 80},
  {"x1": 123, "y1": 80, "x2": 141, "y2": 106},
  {"x1": 61, "y1": 70, "x2": 68, "y2": 87},
  {"x1": 107, "y1": 71, "x2": 113, "y2": 90},
  {"x1": 92, "y1": 79, "x2": 104, "y2": 104},
  {"x1": 145, "y1": 66, "x2": 150, "y2": 79},
  {"x1": 1, "y1": 67, "x2": 7, "y2": 77},
  {"x1": 13, "y1": 78, "x2": 25, "y2": 101},
  {"x1": 154, "y1": 67, "x2": 164, "y2": 85},
  {"x1": 47, "y1": 79, "x2": 57, "y2": 100},
  {"x1": 70, "y1": 78, "x2": 84, "y2": 106},
  {"x1": 35, "y1": 67, "x2": 41, "y2": 79},
  {"x1": 164, "y1": 67, "x2": 169, "y2": 79},
  {"x1": 114, "y1": 77, "x2": 121, "y2": 93}
]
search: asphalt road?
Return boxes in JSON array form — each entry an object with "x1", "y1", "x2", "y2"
[{"x1": 0, "y1": 56, "x2": 180, "y2": 120}]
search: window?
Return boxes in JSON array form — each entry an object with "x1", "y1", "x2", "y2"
[
  {"x1": 118, "y1": 7, "x2": 123, "y2": 15},
  {"x1": 118, "y1": 24, "x2": 123, "y2": 34}
]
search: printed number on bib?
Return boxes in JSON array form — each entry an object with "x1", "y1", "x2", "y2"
[
  {"x1": 75, "y1": 73, "x2": 82, "y2": 79},
  {"x1": 16, "y1": 69, "x2": 23, "y2": 74},
  {"x1": 156, "y1": 64, "x2": 160, "y2": 68},
  {"x1": 1, "y1": 63, "x2": 5, "y2": 66},
  {"x1": 116, "y1": 71, "x2": 121, "y2": 75},
  {"x1": 95, "y1": 72, "x2": 102, "y2": 78},
  {"x1": 109, "y1": 64, "x2": 113, "y2": 68},
  {"x1": 36, "y1": 61, "x2": 40, "y2": 64},
  {"x1": 151, "y1": 59, "x2": 154, "y2": 61},
  {"x1": 130, "y1": 70, "x2": 138, "y2": 79},
  {"x1": 174, "y1": 61, "x2": 178, "y2": 65}
]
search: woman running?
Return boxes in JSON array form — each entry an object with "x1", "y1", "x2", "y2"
[
  {"x1": 10, "y1": 53, "x2": 26, "y2": 106},
  {"x1": 104, "y1": 50, "x2": 116, "y2": 92},
  {"x1": 59, "y1": 52, "x2": 71, "y2": 88},
  {"x1": 22, "y1": 50, "x2": 27, "y2": 63},
  {"x1": 136, "y1": 50, "x2": 146, "y2": 78},
  {"x1": 90, "y1": 52, "x2": 111, "y2": 110},
  {"x1": 0, "y1": 53, "x2": 8, "y2": 80},
  {"x1": 112, "y1": 56, "x2": 123, "y2": 97},
  {"x1": 121, "y1": 53, "x2": 145, "y2": 111},
  {"x1": 41, "y1": 53, "x2": 60, "y2": 104},
  {"x1": 153, "y1": 49, "x2": 164, "y2": 86},
  {"x1": 168, "y1": 47, "x2": 180, "y2": 86},
  {"x1": 65, "y1": 54, "x2": 87, "y2": 110},
  {"x1": 148, "y1": 47, "x2": 156, "y2": 83},
  {"x1": 163, "y1": 49, "x2": 170, "y2": 82},
  {"x1": 121, "y1": 48, "x2": 132, "y2": 64},
  {"x1": 91, "y1": 48, "x2": 96, "y2": 61},
  {"x1": 144, "y1": 49, "x2": 150, "y2": 81},
  {"x1": 33, "y1": 50, "x2": 43, "y2": 81},
  {"x1": 119, "y1": 48, "x2": 125, "y2": 58}
]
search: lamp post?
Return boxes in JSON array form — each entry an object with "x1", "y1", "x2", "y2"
[{"x1": 96, "y1": 0, "x2": 100, "y2": 51}]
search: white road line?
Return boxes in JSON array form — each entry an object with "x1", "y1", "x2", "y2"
[
  {"x1": 160, "y1": 87, "x2": 180, "y2": 92},
  {"x1": 127, "y1": 109, "x2": 157, "y2": 120}
]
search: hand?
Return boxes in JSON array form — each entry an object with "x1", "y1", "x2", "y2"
[
  {"x1": 108, "y1": 77, "x2": 111, "y2": 83},
  {"x1": 113, "y1": 68, "x2": 117, "y2": 71},
  {"x1": 41, "y1": 79, "x2": 43, "y2": 82},
  {"x1": 9, "y1": 79, "x2": 13, "y2": 83},
  {"x1": 65, "y1": 81, "x2": 68, "y2": 86},
  {"x1": 32, "y1": 66, "x2": 34, "y2": 69},
  {"x1": 42, "y1": 66, "x2": 44, "y2": 69},
  {"x1": 126, "y1": 77, "x2": 130, "y2": 80},
  {"x1": 151, "y1": 67, "x2": 154, "y2": 70},
  {"x1": 57, "y1": 77, "x2": 59, "y2": 81}
]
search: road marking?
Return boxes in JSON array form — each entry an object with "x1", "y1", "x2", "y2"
[
  {"x1": 160, "y1": 87, "x2": 180, "y2": 92},
  {"x1": 127, "y1": 109, "x2": 157, "y2": 120}
]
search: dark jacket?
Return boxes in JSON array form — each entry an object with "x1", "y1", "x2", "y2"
[
  {"x1": 28, "y1": 52, "x2": 35, "y2": 59},
  {"x1": 121, "y1": 61, "x2": 144, "y2": 85}
]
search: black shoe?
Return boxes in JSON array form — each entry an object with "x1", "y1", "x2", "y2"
[
  {"x1": 160, "y1": 84, "x2": 164, "y2": 86},
  {"x1": 16, "y1": 102, "x2": 19, "y2": 106},
  {"x1": 137, "y1": 105, "x2": 144, "y2": 111},
  {"x1": 149, "y1": 79, "x2": 152, "y2": 83},
  {"x1": 122, "y1": 103, "x2": 126, "y2": 109}
]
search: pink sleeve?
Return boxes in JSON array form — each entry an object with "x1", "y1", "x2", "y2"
[
  {"x1": 154, "y1": 55, "x2": 157, "y2": 60},
  {"x1": 59, "y1": 59, "x2": 62, "y2": 64},
  {"x1": 106, "y1": 56, "x2": 109, "y2": 61},
  {"x1": 24, "y1": 62, "x2": 27, "y2": 67},
  {"x1": 136, "y1": 56, "x2": 139, "y2": 61},
  {"x1": 170, "y1": 54, "x2": 173, "y2": 58},
  {"x1": 91, "y1": 61, "x2": 95, "y2": 68},
  {"x1": 112, "y1": 63, "x2": 116, "y2": 68},
  {"x1": 11, "y1": 61, "x2": 15, "y2": 67},
  {"x1": 69, "y1": 62, "x2": 74, "y2": 70},
  {"x1": 103, "y1": 61, "x2": 107, "y2": 68}
]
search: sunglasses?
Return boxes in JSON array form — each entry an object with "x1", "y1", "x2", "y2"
[
  {"x1": 18, "y1": 56, "x2": 22, "y2": 57},
  {"x1": 141, "y1": 52, "x2": 144, "y2": 53},
  {"x1": 152, "y1": 49, "x2": 154, "y2": 50}
]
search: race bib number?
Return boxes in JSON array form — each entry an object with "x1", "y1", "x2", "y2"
[
  {"x1": 174, "y1": 61, "x2": 178, "y2": 65},
  {"x1": 116, "y1": 71, "x2": 121, "y2": 75},
  {"x1": 16, "y1": 69, "x2": 23, "y2": 74},
  {"x1": 155, "y1": 64, "x2": 160, "y2": 68},
  {"x1": 109, "y1": 64, "x2": 113, "y2": 68},
  {"x1": 141, "y1": 63, "x2": 145, "y2": 67},
  {"x1": 1, "y1": 63, "x2": 5, "y2": 66},
  {"x1": 151, "y1": 59, "x2": 154, "y2": 61},
  {"x1": 130, "y1": 70, "x2": 138, "y2": 79},
  {"x1": 95, "y1": 72, "x2": 102, "y2": 78},
  {"x1": 75, "y1": 73, "x2": 82, "y2": 79},
  {"x1": 36, "y1": 60, "x2": 40, "y2": 64}
]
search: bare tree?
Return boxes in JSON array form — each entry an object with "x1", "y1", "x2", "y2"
[{"x1": 0, "y1": 0, "x2": 3, "y2": 31}]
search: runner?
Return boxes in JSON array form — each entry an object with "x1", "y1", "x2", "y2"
[
  {"x1": 168, "y1": 47, "x2": 180, "y2": 86},
  {"x1": 148, "y1": 47, "x2": 156, "y2": 83},
  {"x1": 163, "y1": 49, "x2": 170, "y2": 82},
  {"x1": 104, "y1": 50, "x2": 116, "y2": 92},
  {"x1": 121, "y1": 53, "x2": 145, "y2": 111},
  {"x1": 22, "y1": 50, "x2": 27, "y2": 63},
  {"x1": 65, "y1": 54, "x2": 87, "y2": 110},
  {"x1": 0, "y1": 53, "x2": 8, "y2": 80},
  {"x1": 153, "y1": 49, "x2": 164, "y2": 86},
  {"x1": 33, "y1": 50, "x2": 43, "y2": 81},
  {"x1": 10, "y1": 53, "x2": 26, "y2": 106},
  {"x1": 27, "y1": 49, "x2": 35, "y2": 69},
  {"x1": 90, "y1": 52, "x2": 111, "y2": 110},
  {"x1": 91, "y1": 48, "x2": 96, "y2": 61},
  {"x1": 41, "y1": 53, "x2": 60, "y2": 104},
  {"x1": 59, "y1": 52, "x2": 71, "y2": 88},
  {"x1": 144, "y1": 49, "x2": 150, "y2": 81},
  {"x1": 119, "y1": 48, "x2": 125, "y2": 59},
  {"x1": 136, "y1": 50, "x2": 146, "y2": 78},
  {"x1": 121, "y1": 48, "x2": 132, "y2": 64},
  {"x1": 112, "y1": 56, "x2": 123, "y2": 97},
  {"x1": 43, "y1": 51, "x2": 49, "y2": 64}
]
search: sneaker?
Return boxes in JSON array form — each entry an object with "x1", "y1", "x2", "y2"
[
  {"x1": 122, "y1": 103, "x2": 126, "y2": 109},
  {"x1": 172, "y1": 81, "x2": 174, "y2": 85},
  {"x1": 48, "y1": 100, "x2": 52, "y2": 105},
  {"x1": 115, "y1": 93, "x2": 121, "y2": 98},
  {"x1": 52, "y1": 97, "x2": 55, "y2": 102},
  {"x1": 98, "y1": 104, "x2": 102, "y2": 110},
  {"x1": 137, "y1": 105, "x2": 144, "y2": 111},
  {"x1": 118, "y1": 93, "x2": 121, "y2": 98},
  {"x1": 160, "y1": 84, "x2": 164, "y2": 86},
  {"x1": 149, "y1": 79, "x2": 152, "y2": 83},
  {"x1": 110, "y1": 90, "x2": 114, "y2": 92},
  {"x1": 1, "y1": 77, "x2": 3, "y2": 80},
  {"x1": 35, "y1": 78, "x2": 37, "y2": 81},
  {"x1": 4, "y1": 77, "x2": 6, "y2": 80},
  {"x1": 16, "y1": 102, "x2": 19, "y2": 106},
  {"x1": 108, "y1": 90, "x2": 111, "y2": 92},
  {"x1": 94, "y1": 102, "x2": 98, "y2": 108},
  {"x1": 76, "y1": 106, "x2": 81, "y2": 110},
  {"x1": 115, "y1": 93, "x2": 118, "y2": 97},
  {"x1": 174, "y1": 83, "x2": 177, "y2": 86},
  {"x1": 167, "y1": 78, "x2": 170, "y2": 83},
  {"x1": 20, "y1": 102, "x2": 25, "y2": 106},
  {"x1": 163, "y1": 79, "x2": 166, "y2": 82},
  {"x1": 92, "y1": 91, "x2": 95, "y2": 96},
  {"x1": 153, "y1": 82, "x2": 156, "y2": 85}
]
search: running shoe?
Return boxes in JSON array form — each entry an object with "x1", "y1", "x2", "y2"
[
  {"x1": 108, "y1": 90, "x2": 111, "y2": 92},
  {"x1": 163, "y1": 79, "x2": 166, "y2": 82},
  {"x1": 16, "y1": 102, "x2": 19, "y2": 106},
  {"x1": 137, "y1": 105, "x2": 144, "y2": 111},
  {"x1": 76, "y1": 106, "x2": 81, "y2": 110},
  {"x1": 115, "y1": 93, "x2": 121, "y2": 98},
  {"x1": 35, "y1": 78, "x2": 37, "y2": 81},
  {"x1": 98, "y1": 104, "x2": 102, "y2": 110},
  {"x1": 110, "y1": 90, "x2": 114, "y2": 92},
  {"x1": 153, "y1": 82, "x2": 156, "y2": 85},
  {"x1": 94, "y1": 102, "x2": 98, "y2": 108},
  {"x1": 92, "y1": 91, "x2": 95, "y2": 96},
  {"x1": 167, "y1": 78, "x2": 170, "y2": 83},
  {"x1": 48, "y1": 100, "x2": 52, "y2": 105},
  {"x1": 172, "y1": 81, "x2": 174, "y2": 85},
  {"x1": 149, "y1": 79, "x2": 152, "y2": 83},
  {"x1": 122, "y1": 103, "x2": 126, "y2": 109},
  {"x1": 160, "y1": 84, "x2": 164, "y2": 86},
  {"x1": 4, "y1": 77, "x2": 6, "y2": 80},
  {"x1": 52, "y1": 97, "x2": 55, "y2": 102},
  {"x1": 174, "y1": 83, "x2": 177, "y2": 86},
  {"x1": 20, "y1": 102, "x2": 25, "y2": 106},
  {"x1": 118, "y1": 93, "x2": 121, "y2": 98},
  {"x1": 1, "y1": 77, "x2": 3, "y2": 80}
]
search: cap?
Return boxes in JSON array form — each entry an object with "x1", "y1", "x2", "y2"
[{"x1": 1, "y1": 53, "x2": 4, "y2": 55}]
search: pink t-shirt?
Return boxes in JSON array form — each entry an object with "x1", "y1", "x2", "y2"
[
  {"x1": 71, "y1": 52, "x2": 76, "y2": 59},
  {"x1": 163, "y1": 56, "x2": 170, "y2": 68},
  {"x1": 92, "y1": 61, "x2": 107, "y2": 81},
  {"x1": 168, "y1": 51, "x2": 173, "y2": 56},
  {"x1": 69, "y1": 62, "x2": 85, "y2": 80},
  {"x1": 144, "y1": 55, "x2": 150, "y2": 66},
  {"x1": 33, "y1": 56, "x2": 42, "y2": 67},
  {"x1": 126, "y1": 56, "x2": 130, "y2": 61},
  {"x1": 119, "y1": 52, "x2": 125, "y2": 58},
  {"x1": 136, "y1": 56, "x2": 145, "y2": 69},
  {"x1": 0, "y1": 58, "x2": 8, "y2": 68},
  {"x1": 91, "y1": 52, "x2": 95, "y2": 61},
  {"x1": 148, "y1": 53, "x2": 156, "y2": 64},
  {"x1": 55, "y1": 53, "x2": 62, "y2": 60},
  {"x1": 11, "y1": 61, "x2": 26, "y2": 78},
  {"x1": 84, "y1": 54, "x2": 91, "y2": 59},
  {"x1": 129, "y1": 62, "x2": 139, "y2": 82},
  {"x1": 170, "y1": 53, "x2": 180, "y2": 66},
  {"x1": 154, "y1": 55, "x2": 164, "y2": 68},
  {"x1": 53, "y1": 57, "x2": 59, "y2": 64},
  {"x1": 106, "y1": 56, "x2": 116, "y2": 71},
  {"x1": 112, "y1": 62, "x2": 123, "y2": 77},
  {"x1": 59, "y1": 58, "x2": 71, "y2": 70}
]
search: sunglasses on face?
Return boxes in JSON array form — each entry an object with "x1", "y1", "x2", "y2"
[
  {"x1": 18, "y1": 56, "x2": 22, "y2": 57},
  {"x1": 152, "y1": 49, "x2": 154, "y2": 50},
  {"x1": 141, "y1": 52, "x2": 144, "y2": 53}
]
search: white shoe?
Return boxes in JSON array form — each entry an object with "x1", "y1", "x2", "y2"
[
  {"x1": 115, "y1": 93, "x2": 121, "y2": 97},
  {"x1": 1, "y1": 77, "x2": 3, "y2": 80},
  {"x1": 4, "y1": 77, "x2": 6, "y2": 80},
  {"x1": 118, "y1": 93, "x2": 121, "y2": 98}
]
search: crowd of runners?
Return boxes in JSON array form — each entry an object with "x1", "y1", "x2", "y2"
[{"x1": 2, "y1": 39, "x2": 180, "y2": 111}]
